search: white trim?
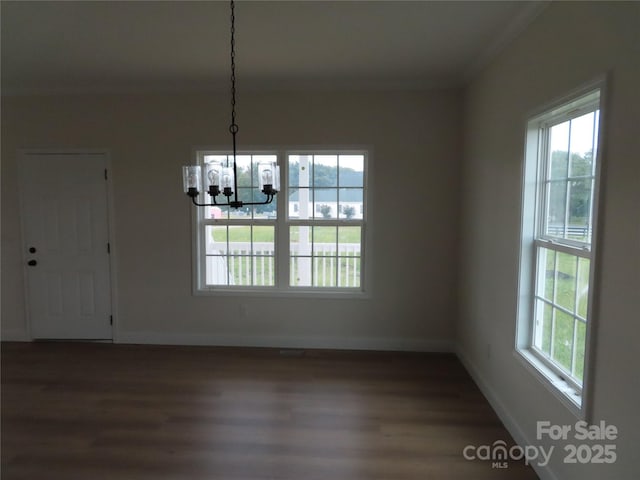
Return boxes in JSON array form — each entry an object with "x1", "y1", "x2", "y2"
[
  {"x1": 580, "y1": 75, "x2": 610, "y2": 423},
  {"x1": 514, "y1": 349, "x2": 582, "y2": 415},
  {"x1": 1, "y1": 79, "x2": 455, "y2": 98},
  {"x1": 0, "y1": 329, "x2": 30, "y2": 342},
  {"x1": 104, "y1": 153, "x2": 120, "y2": 342},
  {"x1": 523, "y1": 76, "x2": 608, "y2": 126},
  {"x1": 463, "y1": 1, "x2": 551, "y2": 82},
  {"x1": 456, "y1": 346, "x2": 560, "y2": 480},
  {"x1": 116, "y1": 332, "x2": 453, "y2": 353}
]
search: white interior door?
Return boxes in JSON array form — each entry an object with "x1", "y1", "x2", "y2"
[{"x1": 20, "y1": 152, "x2": 113, "y2": 340}]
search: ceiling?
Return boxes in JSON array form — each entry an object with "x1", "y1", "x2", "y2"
[{"x1": 1, "y1": 1, "x2": 547, "y2": 94}]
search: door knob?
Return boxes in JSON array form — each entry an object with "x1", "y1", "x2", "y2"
[{"x1": 28, "y1": 260, "x2": 37, "y2": 266}]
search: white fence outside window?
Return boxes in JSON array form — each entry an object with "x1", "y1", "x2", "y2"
[{"x1": 206, "y1": 242, "x2": 360, "y2": 287}]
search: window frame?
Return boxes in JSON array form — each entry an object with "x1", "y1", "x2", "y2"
[
  {"x1": 190, "y1": 147, "x2": 372, "y2": 298},
  {"x1": 516, "y1": 79, "x2": 607, "y2": 419}
]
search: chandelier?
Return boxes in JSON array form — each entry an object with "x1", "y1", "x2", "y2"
[{"x1": 182, "y1": 0, "x2": 279, "y2": 209}]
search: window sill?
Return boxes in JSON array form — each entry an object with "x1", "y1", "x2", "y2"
[
  {"x1": 514, "y1": 348, "x2": 584, "y2": 419},
  {"x1": 193, "y1": 286, "x2": 371, "y2": 300}
]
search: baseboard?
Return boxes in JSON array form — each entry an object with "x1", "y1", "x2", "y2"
[
  {"x1": 456, "y1": 345, "x2": 559, "y2": 480},
  {"x1": 0, "y1": 329, "x2": 30, "y2": 342},
  {"x1": 116, "y1": 331, "x2": 454, "y2": 353}
]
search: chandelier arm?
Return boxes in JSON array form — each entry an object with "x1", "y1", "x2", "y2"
[
  {"x1": 190, "y1": 196, "x2": 274, "y2": 208},
  {"x1": 191, "y1": 196, "x2": 216, "y2": 207}
]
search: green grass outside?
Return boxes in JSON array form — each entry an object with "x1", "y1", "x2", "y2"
[
  {"x1": 210, "y1": 225, "x2": 361, "y2": 244},
  {"x1": 536, "y1": 248, "x2": 590, "y2": 382}
]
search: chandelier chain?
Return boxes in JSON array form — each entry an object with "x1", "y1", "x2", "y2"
[{"x1": 229, "y1": 0, "x2": 238, "y2": 135}]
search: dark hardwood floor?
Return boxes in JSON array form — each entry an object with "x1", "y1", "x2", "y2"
[{"x1": 1, "y1": 342, "x2": 538, "y2": 479}]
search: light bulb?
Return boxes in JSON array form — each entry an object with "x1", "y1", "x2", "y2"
[
  {"x1": 261, "y1": 168, "x2": 273, "y2": 185},
  {"x1": 207, "y1": 168, "x2": 220, "y2": 186},
  {"x1": 222, "y1": 173, "x2": 232, "y2": 188},
  {"x1": 221, "y1": 167, "x2": 235, "y2": 197}
]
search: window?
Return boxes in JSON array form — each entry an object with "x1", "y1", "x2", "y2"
[
  {"x1": 288, "y1": 154, "x2": 365, "y2": 288},
  {"x1": 199, "y1": 153, "x2": 278, "y2": 287},
  {"x1": 517, "y1": 85, "x2": 604, "y2": 413},
  {"x1": 193, "y1": 149, "x2": 368, "y2": 295}
]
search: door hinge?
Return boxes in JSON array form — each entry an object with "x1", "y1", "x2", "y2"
[
  {"x1": 107, "y1": 242, "x2": 111, "y2": 254},
  {"x1": 110, "y1": 315, "x2": 113, "y2": 325},
  {"x1": 104, "y1": 169, "x2": 108, "y2": 180}
]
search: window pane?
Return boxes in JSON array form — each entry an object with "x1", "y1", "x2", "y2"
[
  {"x1": 228, "y1": 224, "x2": 251, "y2": 247},
  {"x1": 569, "y1": 151, "x2": 594, "y2": 178},
  {"x1": 339, "y1": 189, "x2": 363, "y2": 219},
  {"x1": 313, "y1": 255, "x2": 336, "y2": 287},
  {"x1": 536, "y1": 247, "x2": 555, "y2": 301},
  {"x1": 552, "y1": 309, "x2": 574, "y2": 372},
  {"x1": 542, "y1": 302, "x2": 553, "y2": 355},
  {"x1": 555, "y1": 253, "x2": 577, "y2": 313},
  {"x1": 206, "y1": 225, "x2": 228, "y2": 254},
  {"x1": 216, "y1": 205, "x2": 231, "y2": 220},
  {"x1": 546, "y1": 181, "x2": 567, "y2": 237},
  {"x1": 569, "y1": 112, "x2": 595, "y2": 177},
  {"x1": 313, "y1": 226, "x2": 337, "y2": 287},
  {"x1": 228, "y1": 255, "x2": 252, "y2": 285},
  {"x1": 289, "y1": 188, "x2": 312, "y2": 220},
  {"x1": 339, "y1": 155, "x2": 364, "y2": 187},
  {"x1": 290, "y1": 256, "x2": 312, "y2": 287},
  {"x1": 533, "y1": 299, "x2": 551, "y2": 355},
  {"x1": 205, "y1": 206, "x2": 226, "y2": 220},
  {"x1": 252, "y1": 189, "x2": 277, "y2": 219},
  {"x1": 205, "y1": 255, "x2": 229, "y2": 285},
  {"x1": 577, "y1": 257, "x2": 590, "y2": 319},
  {"x1": 290, "y1": 226, "x2": 311, "y2": 257},
  {"x1": 313, "y1": 226, "x2": 337, "y2": 249},
  {"x1": 252, "y1": 255, "x2": 274, "y2": 286},
  {"x1": 313, "y1": 189, "x2": 338, "y2": 219},
  {"x1": 289, "y1": 154, "x2": 312, "y2": 188},
  {"x1": 339, "y1": 257, "x2": 360, "y2": 288},
  {"x1": 574, "y1": 320, "x2": 587, "y2": 382},
  {"x1": 568, "y1": 179, "x2": 593, "y2": 242},
  {"x1": 235, "y1": 155, "x2": 252, "y2": 188},
  {"x1": 252, "y1": 226, "x2": 274, "y2": 256},
  {"x1": 549, "y1": 121, "x2": 569, "y2": 180},
  {"x1": 338, "y1": 227, "x2": 361, "y2": 257},
  {"x1": 313, "y1": 155, "x2": 337, "y2": 187}
]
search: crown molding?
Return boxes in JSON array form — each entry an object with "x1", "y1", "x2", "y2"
[{"x1": 463, "y1": 1, "x2": 551, "y2": 84}]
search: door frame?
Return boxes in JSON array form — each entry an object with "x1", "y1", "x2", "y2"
[{"x1": 18, "y1": 149, "x2": 119, "y2": 341}]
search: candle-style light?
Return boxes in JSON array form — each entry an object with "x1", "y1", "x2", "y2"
[
  {"x1": 204, "y1": 161, "x2": 222, "y2": 197},
  {"x1": 258, "y1": 160, "x2": 280, "y2": 195},
  {"x1": 182, "y1": 166, "x2": 201, "y2": 198}
]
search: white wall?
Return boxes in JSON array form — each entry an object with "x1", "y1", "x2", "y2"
[
  {"x1": 459, "y1": 2, "x2": 640, "y2": 479},
  {"x1": 1, "y1": 89, "x2": 462, "y2": 350}
]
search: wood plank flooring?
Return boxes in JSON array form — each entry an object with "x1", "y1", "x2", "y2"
[{"x1": 1, "y1": 342, "x2": 538, "y2": 479}]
